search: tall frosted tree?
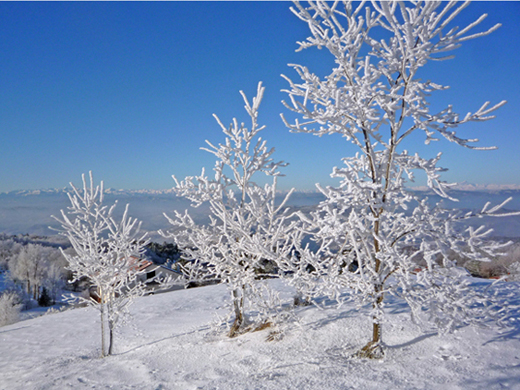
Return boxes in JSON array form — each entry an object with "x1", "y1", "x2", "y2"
[
  {"x1": 53, "y1": 172, "x2": 149, "y2": 357},
  {"x1": 281, "y1": 1, "x2": 516, "y2": 358},
  {"x1": 162, "y1": 83, "x2": 295, "y2": 337}
]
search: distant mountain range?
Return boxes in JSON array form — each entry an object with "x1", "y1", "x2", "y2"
[
  {"x1": 410, "y1": 183, "x2": 520, "y2": 192},
  {"x1": 4, "y1": 182, "x2": 520, "y2": 197},
  {"x1": 1, "y1": 187, "x2": 519, "y2": 238},
  {"x1": 0, "y1": 188, "x2": 177, "y2": 197}
]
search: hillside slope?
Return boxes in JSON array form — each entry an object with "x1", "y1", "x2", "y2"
[{"x1": 1, "y1": 280, "x2": 520, "y2": 389}]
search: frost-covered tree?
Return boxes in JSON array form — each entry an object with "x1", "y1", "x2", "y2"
[
  {"x1": 9, "y1": 243, "x2": 49, "y2": 301},
  {"x1": 0, "y1": 291, "x2": 21, "y2": 327},
  {"x1": 161, "y1": 83, "x2": 295, "y2": 337},
  {"x1": 42, "y1": 249, "x2": 67, "y2": 305},
  {"x1": 52, "y1": 172, "x2": 149, "y2": 357},
  {"x1": 281, "y1": 1, "x2": 516, "y2": 358},
  {"x1": 8, "y1": 244, "x2": 65, "y2": 304},
  {"x1": 0, "y1": 236, "x2": 22, "y2": 271}
]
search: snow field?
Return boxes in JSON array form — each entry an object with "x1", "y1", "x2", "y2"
[{"x1": 1, "y1": 279, "x2": 520, "y2": 389}]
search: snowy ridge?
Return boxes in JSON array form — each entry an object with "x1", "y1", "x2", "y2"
[
  {"x1": 0, "y1": 188, "x2": 317, "y2": 197},
  {"x1": 410, "y1": 183, "x2": 520, "y2": 192},
  {"x1": 0, "y1": 188, "x2": 177, "y2": 197},
  {"x1": 4, "y1": 184, "x2": 520, "y2": 197}
]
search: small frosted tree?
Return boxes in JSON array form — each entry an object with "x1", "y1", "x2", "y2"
[
  {"x1": 281, "y1": 1, "x2": 517, "y2": 358},
  {"x1": 52, "y1": 172, "x2": 149, "y2": 357},
  {"x1": 161, "y1": 83, "x2": 295, "y2": 337}
]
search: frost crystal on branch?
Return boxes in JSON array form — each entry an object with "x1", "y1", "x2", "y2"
[
  {"x1": 52, "y1": 172, "x2": 149, "y2": 357},
  {"x1": 162, "y1": 83, "x2": 296, "y2": 337},
  {"x1": 281, "y1": 1, "x2": 516, "y2": 359}
]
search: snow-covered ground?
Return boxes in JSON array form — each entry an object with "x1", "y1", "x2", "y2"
[{"x1": 1, "y1": 279, "x2": 520, "y2": 390}]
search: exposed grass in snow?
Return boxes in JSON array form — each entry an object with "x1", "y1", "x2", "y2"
[{"x1": 1, "y1": 280, "x2": 520, "y2": 389}]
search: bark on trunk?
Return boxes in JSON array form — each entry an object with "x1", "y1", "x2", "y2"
[
  {"x1": 357, "y1": 287, "x2": 385, "y2": 359},
  {"x1": 108, "y1": 321, "x2": 114, "y2": 356},
  {"x1": 229, "y1": 287, "x2": 244, "y2": 338},
  {"x1": 100, "y1": 303, "x2": 107, "y2": 358}
]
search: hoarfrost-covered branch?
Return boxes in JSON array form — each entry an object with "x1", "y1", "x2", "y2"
[
  {"x1": 281, "y1": 1, "x2": 513, "y2": 359},
  {"x1": 162, "y1": 83, "x2": 297, "y2": 337},
  {"x1": 52, "y1": 172, "x2": 149, "y2": 357}
]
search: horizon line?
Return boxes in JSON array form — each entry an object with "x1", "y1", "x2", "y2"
[{"x1": 3, "y1": 183, "x2": 520, "y2": 196}]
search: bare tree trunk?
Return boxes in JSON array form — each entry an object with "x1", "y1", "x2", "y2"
[
  {"x1": 100, "y1": 301, "x2": 107, "y2": 358},
  {"x1": 357, "y1": 285, "x2": 384, "y2": 359},
  {"x1": 108, "y1": 320, "x2": 114, "y2": 356},
  {"x1": 229, "y1": 287, "x2": 244, "y2": 337},
  {"x1": 356, "y1": 223, "x2": 386, "y2": 359}
]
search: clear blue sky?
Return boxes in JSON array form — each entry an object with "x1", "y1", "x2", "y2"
[{"x1": 0, "y1": 1, "x2": 519, "y2": 192}]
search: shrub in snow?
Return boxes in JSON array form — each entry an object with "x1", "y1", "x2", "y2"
[
  {"x1": 161, "y1": 83, "x2": 296, "y2": 337},
  {"x1": 280, "y1": 1, "x2": 517, "y2": 358},
  {"x1": 489, "y1": 241, "x2": 520, "y2": 279},
  {"x1": 507, "y1": 262, "x2": 520, "y2": 281},
  {"x1": 52, "y1": 172, "x2": 149, "y2": 357},
  {"x1": 504, "y1": 244, "x2": 520, "y2": 281},
  {"x1": 0, "y1": 291, "x2": 21, "y2": 327}
]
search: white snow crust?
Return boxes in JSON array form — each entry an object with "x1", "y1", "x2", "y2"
[{"x1": 1, "y1": 279, "x2": 520, "y2": 390}]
